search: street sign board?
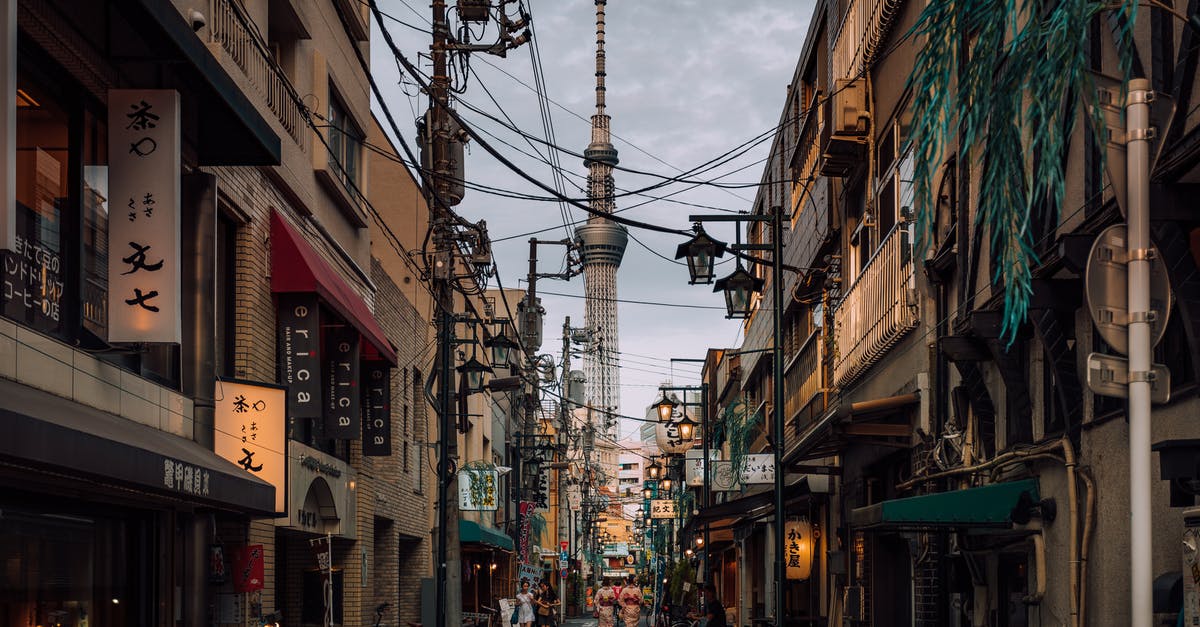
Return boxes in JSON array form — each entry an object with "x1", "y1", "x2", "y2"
[
  {"x1": 1085, "y1": 225, "x2": 1172, "y2": 355},
  {"x1": 1088, "y1": 72, "x2": 1175, "y2": 218},
  {"x1": 1086, "y1": 352, "x2": 1171, "y2": 404},
  {"x1": 650, "y1": 499, "x2": 678, "y2": 519}
]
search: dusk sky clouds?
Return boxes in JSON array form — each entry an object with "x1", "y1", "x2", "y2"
[{"x1": 371, "y1": 0, "x2": 815, "y2": 440}]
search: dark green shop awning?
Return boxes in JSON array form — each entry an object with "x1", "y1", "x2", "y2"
[
  {"x1": 460, "y1": 520, "x2": 515, "y2": 551},
  {"x1": 850, "y1": 479, "x2": 1039, "y2": 529}
]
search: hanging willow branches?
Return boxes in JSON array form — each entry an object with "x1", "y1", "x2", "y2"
[
  {"x1": 713, "y1": 396, "x2": 762, "y2": 486},
  {"x1": 909, "y1": 0, "x2": 1138, "y2": 344}
]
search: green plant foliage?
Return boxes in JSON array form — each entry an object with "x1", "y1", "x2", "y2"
[
  {"x1": 717, "y1": 397, "x2": 762, "y2": 486},
  {"x1": 908, "y1": 0, "x2": 1137, "y2": 344},
  {"x1": 668, "y1": 560, "x2": 697, "y2": 606}
]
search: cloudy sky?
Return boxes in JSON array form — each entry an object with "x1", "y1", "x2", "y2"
[{"x1": 371, "y1": 0, "x2": 814, "y2": 440}]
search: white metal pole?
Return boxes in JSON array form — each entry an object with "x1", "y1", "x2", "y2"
[{"x1": 1125, "y1": 77, "x2": 1153, "y2": 627}]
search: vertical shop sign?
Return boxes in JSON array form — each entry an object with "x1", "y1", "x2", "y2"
[
  {"x1": 107, "y1": 90, "x2": 180, "y2": 343},
  {"x1": 214, "y1": 378, "x2": 286, "y2": 513},
  {"x1": 278, "y1": 293, "x2": 322, "y2": 438},
  {"x1": 519, "y1": 501, "x2": 534, "y2": 563},
  {"x1": 231, "y1": 545, "x2": 265, "y2": 592},
  {"x1": 362, "y1": 363, "x2": 391, "y2": 455},
  {"x1": 325, "y1": 326, "x2": 360, "y2": 439}
]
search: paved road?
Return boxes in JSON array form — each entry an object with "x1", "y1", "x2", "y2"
[{"x1": 561, "y1": 615, "x2": 653, "y2": 627}]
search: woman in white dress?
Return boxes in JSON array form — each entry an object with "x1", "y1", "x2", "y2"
[{"x1": 516, "y1": 579, "x2": 536, "y2": 627}]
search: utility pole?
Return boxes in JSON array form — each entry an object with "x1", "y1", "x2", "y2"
[{"x1": 428, "y1": 2, "x2": 460, "y2": 626}]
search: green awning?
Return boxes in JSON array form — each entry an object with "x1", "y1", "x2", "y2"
[
  {"x1": 850, "y1": 479, "x2": 1039, "y2": 529},
  {"x1": 459, "y1": 520, "x2": 515, "y2": 551}
]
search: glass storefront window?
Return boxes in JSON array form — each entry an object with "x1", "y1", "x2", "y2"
[
  {"x1": 0, "y1": 505, "x2": 144, "y2": 627},
  {"x1": 6, "y1": 72, "x2": 70, "y2": 338}
]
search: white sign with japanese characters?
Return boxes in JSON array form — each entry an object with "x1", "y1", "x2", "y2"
[
  {"x1": 649, "y1": 499, "x2": 679, "y2": 519},
  {"x1": 107, "y1": 90, "x2": 180, "y2": 343},
  {"x1": 215, "y1": 379, "x2": 286, "y2": 513},
  {"x1": 458, "y1": 469, "x2": 499, "y2": 511},
  {"x1": 685, "y1": 448, "x2": 720, "y2": 487},
  {"x1": 741, "y1": 454, "x2": 776, "y2": 484}
]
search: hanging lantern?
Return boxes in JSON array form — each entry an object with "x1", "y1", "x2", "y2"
[
  {"x1": 484, "y1": 330, "x2": 518, "y2": 366},
  {"x1": 655, "y1": 391, "x2": 677, "y2": 423},
  {"x1": 713, "y1": 262, "x2": 764, "y2": 319},
  {"x1": 646, "y1": 458, "x2": 663, "y2": 480},
  {"x1": 674, "y1": 226, "x2": 726, "y2": 285},
  {"x1": 457, "y1": 355, "x2": 493, "y2": 394},
  {"x1": 784, "y1": 518, "x2": 815, "y2": 580},
  {"x1": 674, "y1": 413, "x2": 698, "y2": 442}
]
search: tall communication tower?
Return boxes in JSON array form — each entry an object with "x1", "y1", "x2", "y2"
[{"x1": 576, "y1": 0, "x2": 627, "y2": 438}]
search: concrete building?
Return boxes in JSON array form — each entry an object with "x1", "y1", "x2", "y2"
[{"x1": 689, "y1": 1, "x2": 1200, "y2": 626}]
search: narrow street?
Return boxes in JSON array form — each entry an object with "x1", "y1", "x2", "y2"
[{"x1": 1, "y1": 0, "x2": 1199, "y2": 626}]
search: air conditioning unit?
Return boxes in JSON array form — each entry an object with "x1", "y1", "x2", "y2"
[
  {"x1": 831, "y1": 79, "x2": 869, "y2": 135},
  {"x1": 820, "y1": 79, "x2": 869, "y2": 177}
]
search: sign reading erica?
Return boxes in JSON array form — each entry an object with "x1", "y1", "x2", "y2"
[
  {"x1": 107, "y1": 90, "x2": 180, "y2": 343},
  {"x1": 215, "y1": 378, "x2": 286, "y2": 513},
  {"x1": 277, "y1": 293, "x2": 322, "y2": 439}
]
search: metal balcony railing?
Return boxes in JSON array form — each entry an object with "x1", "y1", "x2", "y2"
[
  {"x1": 833, "y1": 222, "x2": 918, "y2": 387},
  {"x1": 784, "y1": 330, "x2": 824, "y2": 435},
  {"x1": 208, "y1": 0, "x2": 304, "y2": 143},
  {"x1": 831, "y1": 0, "x2": 902, "y2": 79}
]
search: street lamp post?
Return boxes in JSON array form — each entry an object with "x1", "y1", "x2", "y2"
[
  {"x1": 657, "y1": 381, "x2": 710, "y2": 584},
  {"x1": 686, "y1": 209, "x2": 786, "y2": 625}
]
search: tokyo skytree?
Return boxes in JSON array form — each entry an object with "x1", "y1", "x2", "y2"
[{"x1": 575, "y1": 0, "x2": 627, "y2": 438}]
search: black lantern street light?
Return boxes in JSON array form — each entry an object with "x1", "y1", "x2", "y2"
[
  {"x1": 687, "y1": 208, "x2": 795, "y2": 625},
  {"x1": 457, "y1": 354, "x2": 493, "y2": 394},
  {"x1": 713, "y1": 263, "x2": 764, "y2": 319},
  {"x1": 655, "y1": 391, "x2": 677, "y2": 423},
  {"x1": 646, "y1": 457, "x2": 663, "y2": 480},
  {"x1": 675, "y1": 413, "x2": 698, "y2": 442},
  {"x1": 674, "y1": 224, "x2": 727, "y2": 285},
  {"x1": 484, "y1": 329, "x2": 519, "y2": 366}
]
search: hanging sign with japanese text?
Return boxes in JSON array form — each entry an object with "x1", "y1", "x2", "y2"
[
  {"x1": 324, "y1": 326, "x2": 360, "y2": 439},
  {"x1": 458, "y1": 468, "x2": 499, "y2": 511},
  {"x1": 740, "y1": 453, "x2": 776, "y2": 484},
  {"x1": 214, "y1": 378, "x2": 286, "y2": 513},
  {"x1": 534, "y1": 466, "x2": 550, "y2": 512},
  {"x1": 277, "y1": 293, "x2": 322, "y2": 437},
  {"x1": 649, "y1": 499, "x2": 679, "y2": 519},
  {"x1": 655, "y1": 416, "x2": 695, "y2": 455},
  {"x1": 362, "y1": 363, "x2": 391, "y2": 456},
  {"x1": 107, "y1": 90, "x2": 180, "y2": 343},
  {"x1": 785, "y1": 519, "x2": 814, "y2": 580},
  {"x1": 685, "y1": 448, "x2": 720, "y2": 487},
  {"x1": 231, "y1": 544, "x2": 266, "y2": 592}
]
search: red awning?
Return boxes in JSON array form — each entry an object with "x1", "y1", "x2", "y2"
[{"x1": 270, "y1": 211, "x2": 397, "y2": 364}]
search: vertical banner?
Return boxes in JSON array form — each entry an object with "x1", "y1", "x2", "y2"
[
  {"x1": 277, "y1": 293, "x2": 322, "y2": 439},
  {"x1": 107, "y1": 90, "x2": 181, "y2": 343},
  {"x1": 519, "y1": 501, "x2": 534, "y2": 564},
  {"x1": 362, "y1": 362, "x2": 391, "y2": 456},
  {"x1": 231, "y1": 545, "x2": 265, "y2": 592},
  {"x1": 310, "y1": 535, "x2": 333, "y2": 627},
  {"x1": 325, "y1": 326, "x2": 360, "y2": 439},
  {"x1": 214, "y1": 378, "x2": 287, "y2": 513},
  {"x1": 0, "y1": 0, "x2": 14, "y2": 251}
]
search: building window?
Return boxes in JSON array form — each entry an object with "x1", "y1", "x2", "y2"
[
  {"x1": 327, "y1": 92, "x2": 362, "y2": 195},
  {"x1": 215, "y1": 210, "x2": 238, "y2": 377}
]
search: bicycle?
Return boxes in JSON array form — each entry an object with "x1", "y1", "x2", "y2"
[{"x1": 463, "y1": 605, "x2": 499, "y2": 627}]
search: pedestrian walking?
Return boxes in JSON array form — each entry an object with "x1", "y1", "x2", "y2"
[
  {"x1": 618, "y1": 575, "x2": 642, "y2": 627},
  {"x1": 536, "y1": 580, "x2": 558, "y2": 627},
  {"x1": 516, "y1": 579, "x2": 536, "y2": 627},
  {"x1": 595, "y1": 578, "x2": 617, "y2": 627}
]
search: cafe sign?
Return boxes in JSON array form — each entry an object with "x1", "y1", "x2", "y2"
[
  {"x1": 214, "y1": 379, "x2": 286, "y2": 513},
  {"x1": 107, "y1": 90, "x2": 180, "y2": 343}
]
